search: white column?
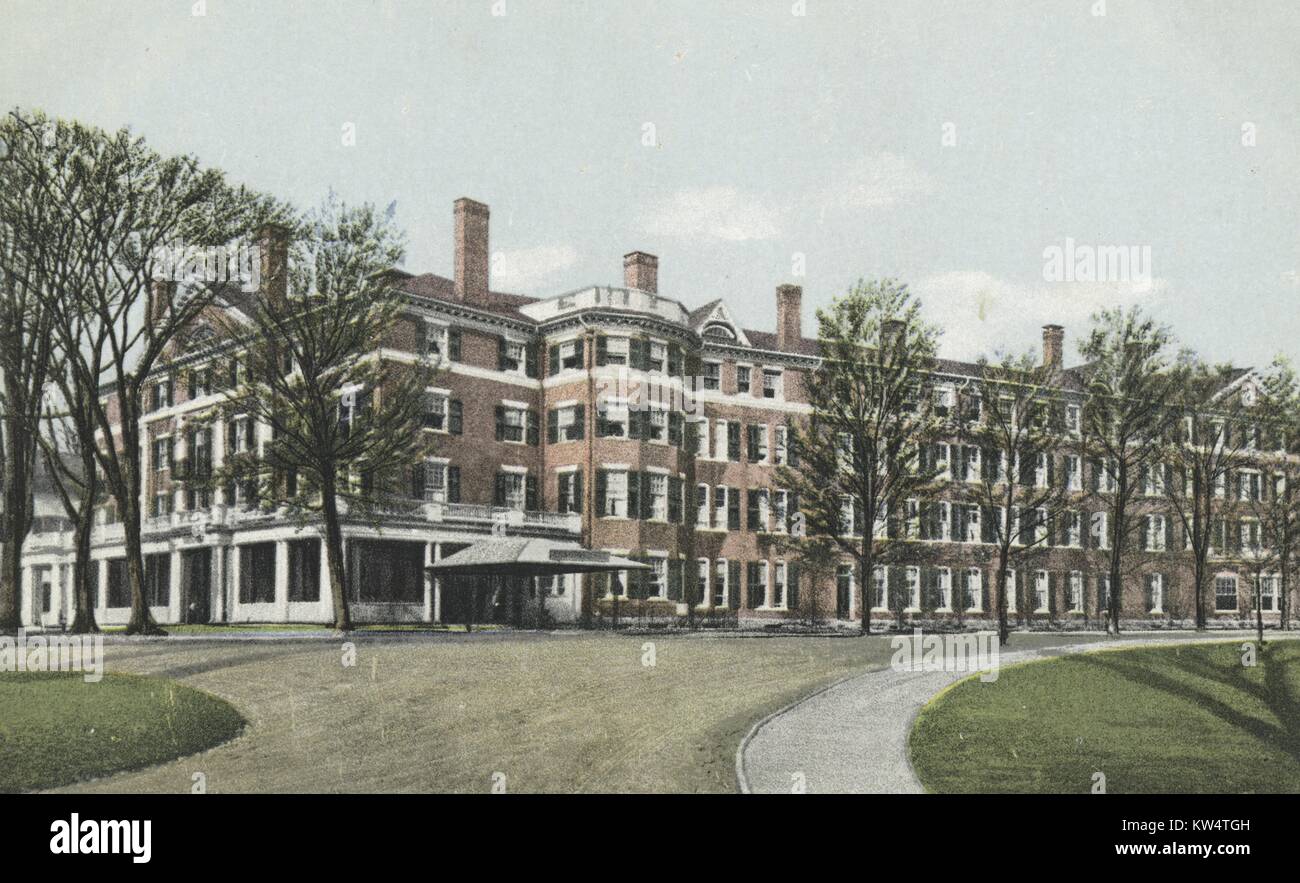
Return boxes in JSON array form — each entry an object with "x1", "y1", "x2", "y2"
[
  {"x1": 21, "y1": 566, "x2": 34, "y2": 628},
  {"x1": 423, "y1": 542, "x2": 435, "y2": 623},
  {"x1": 169, "y1": 550, "x2": 183, "y2": 624},
  {"x1": 318, "y1": 536, "x2": 331, "y2": 621},
  {"x1": 227, "y1": 545, "x2": 240, "y2": 622},
  {"x1": 97, "y1": 559, "x2": 108, "y2": 618},
  {"x1": 275, "y1": 540, "x2": 290, "y2": 622},
  {"x1": 764, "y1": 561, "x2": 774, "y2": 609}
]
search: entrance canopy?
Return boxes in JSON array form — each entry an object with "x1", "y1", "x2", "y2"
[{"x1": 427, "y1": 537, "x2": 651, "y2": 578}]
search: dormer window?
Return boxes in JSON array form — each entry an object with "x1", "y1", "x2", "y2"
[
  {"x1": 1242, "y1": 384, "x2": 1257, "y2": 406},
  {"x1": 703, "y1": 323, "x2": 735, "y2": 340},
  {"x1": 421, "y1": 320, "x2": 448, "y2": 359}
]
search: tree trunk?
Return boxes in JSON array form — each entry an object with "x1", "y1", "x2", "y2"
[
  {"x1": 996, "y1": 553, "x2": 1010, "y2": 647},
  {"x1": 858, "y1": 533, "x2": 872, "y2": 636},
  {"x1": 0, "y1": 416, "x2": 32, "y2": 632},
  {"x1": 320, "y1": 477, "x2": 353, "y2": 632},
  {"x1": 68, "y1": 486, "x2": 98, "y2": 633},
  {"x1": 1255, "y1": 577, "x2": 1264, "y2": 646},
  {"x1": 121, "y1": 497, "x2": 161, "y2": 634}
]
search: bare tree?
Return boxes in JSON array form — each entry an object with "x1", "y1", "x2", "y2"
[
  {"x1": 212, "y1": 197, "x2": 435, "y2": 631},
  {"x1": 954, "y1": 352, "x2": 1072, "y2": 646},
  {"x1": 7, "y1": 109, "x2": 276, "y2": 634},
  {"x1": 1079, "y1": 307, "x2": 1184, "y2": 635},
  {"x1": 778, "y1": 279, "x2": 943, "y2": 635}
]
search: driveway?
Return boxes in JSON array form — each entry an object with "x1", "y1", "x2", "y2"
[{"x1": 736, "y1": 631, "x2": 1283, "y2": 794}]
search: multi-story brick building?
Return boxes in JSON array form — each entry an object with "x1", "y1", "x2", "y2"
[{"x1": 19, "y1": 198, "x2": 1292, "y2": 630}]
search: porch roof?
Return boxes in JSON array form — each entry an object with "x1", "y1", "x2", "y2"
[{"x1": 427, "y1": 537, "x2": 651, "y2": 577}]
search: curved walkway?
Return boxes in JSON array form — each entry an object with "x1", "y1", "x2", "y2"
[{"x1": 737, "y1": 631, "x2": 1285, "y2": 794}]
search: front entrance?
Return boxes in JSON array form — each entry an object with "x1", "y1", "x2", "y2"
[
  {"x1": 836, "y1": 571, "x2": 851, "y2": 619},
  {"x1": 181, "y1": 549, "x2": 212, "y2": 624}
]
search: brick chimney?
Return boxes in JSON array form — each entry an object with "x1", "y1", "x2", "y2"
[
  {"x1": 257, "y1": 223, "x2": 290, "y2": 303},
  {"x1": 623, "y1": 251, "x2": 658, "y2": 294},
  {"x1": 776, "y1": 284, "x2": 802, "y2": 352},
  {"x1": 1042, "y1": 324, "x2": 1064, "y2": 370},
  {"x1": 454, "y1": 198, "x2": 490, "y2": 303}
]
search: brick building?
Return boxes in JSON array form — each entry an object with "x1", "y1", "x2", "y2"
[{"x1": 19, "y1": 198, "x2": 1291, "y2": 630}]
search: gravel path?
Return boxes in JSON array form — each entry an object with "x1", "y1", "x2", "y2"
[{"x1": 736, "y1": 631, "x2": 1284, "y2": 794}]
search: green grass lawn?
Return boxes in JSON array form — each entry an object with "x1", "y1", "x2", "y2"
[
  {"x1": 0, "y1": 672, "x2": 245, "y2": 792},
  {"x1": 37, "y1": 631, "x2": 1099, "y2": 793},
  {"x1": 910, "y1": 641, "x2": 1300, "y2": 794}
]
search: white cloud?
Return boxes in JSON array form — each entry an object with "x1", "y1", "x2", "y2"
[
  {"x1": 490, "y1": 244, "x2": 579, "y2": 291},
  {"x1": 824, "y1": 151, "x2": 934, "y2": 212},
  {"x1": 912, "y1": 270, "x2": 1169, "y2": 363},
  {"x1": 638, "y1": 186, "x2": 781, "y2": 242}
]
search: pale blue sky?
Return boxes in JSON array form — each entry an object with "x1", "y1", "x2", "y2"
[{"x1": 3, "y1": 0, "x2": 1297, "y2": 368}]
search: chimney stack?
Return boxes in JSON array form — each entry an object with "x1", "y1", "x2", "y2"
[
  {"x1": 257, "y1": 223, "x2": 290, "y2": 303},
  {"x1": 150, "y1": 279, "x2": 175, "y2": 323},
  {"x1": 623, "y1": 251, "x2": 658, "y2": 294},
  {"x1": 454, "y1": 198, "x2": 490, "y2": 303},
  {"x1": 776, "y1": 284, "x2": 802, "y2": 352},
  {"x1": 1042, "y1": 324, "x2": 1064, "y2": 371}
]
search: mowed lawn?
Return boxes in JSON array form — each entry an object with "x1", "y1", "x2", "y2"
[
  {"x1": 0, "y1": 672, "x2": 244, "y2": 792},
  {"x1": 33, "y1": 630, "x2": 1102, "y2": 794},
  {"x1": 911, "y1": 641, "x2": 1300, "y2": 794}
]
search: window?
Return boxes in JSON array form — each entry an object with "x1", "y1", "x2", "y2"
[
  {"x1": 188, "y1": 367, "x2": 211, "y2": 399},
  {"x1": 144, "y1": 553, "x2": 170, "y2": 607},
  {"x1": 1034, "y1": 452, "x2": 1049, "y2": 488},
  {"x1": 648, "y1": 473, "x2": 668, "y2": 521},
  {"x1": 1065, "y1": 511, "x2": 1082, "y2": 547},
  {"x1": 937, "y1": 567, "x2": 952, "y2": 611},
  {"x1": 1069, "y1": 571, "x2": 1083, "y2": 612},
  {"x1": 746, "y1": 489, "x2": 769, "y2": 532},
  {"x1": 603, "y1": 471, "x2": 629, "y2": 518},
  {"x1": 646, "y1": 557, "x2": 666, "y2": 598},
  {"x1": 447, "y1": 328, "x2": 462, "y2": 361},
  {"x1": 736, "y1": 365, "x2": 751, "y2": 394},
  {"x1": 151, "y1": 378, "x2": 172, "y2": 411},
  {"x1": 872, "y1": 566, "x2": 888, "y2": 611},
  {"x1": 1258, "y1": 575, "x2": 1279, "y2": 612},
  {"x1": 837, "y1": 565, "x2": 855, "y2": 616},
  {"x1": 1215, "y1": 575, "x2": 1238, "y2": 611},
  {"x1": 645, "y1": 407, "x2": 668, "y2": 443},
  {"x1": 500, "y1": 338, "x2": 526, "y2": 373},
  {"x1": 773, "y1": 561, "x2": 788, "y2": 608},
  {"x1": 597, "y1": 400, "x2": 628, "y2": 438},
  {"x1": 602, "y1": 336, "x2": 629, "y2": 366},
  {"x1": 696, "y1": 484, "x2": 710, "y2": 528},
  {"x1": 762, "y1": 368, "x2": 782, "y2": 399},
  {"x1": 934, "y1": 386, "x2": 954, "y2": 417},
  {"x1": 229, "y1": 416, "x2": 255, "y2": 453},
  {"x1": 238, "y1": 542, "x2": 276, "y2": 604},
  {"x1": 772, "y1": 490, "x2": 788, "y2": 533},
  {"x1": 714, "y1": 486, "x2": 728, "y2": 529},
  {"x1": 747, "y1": 561, "x2": 768, "y2": 608},
  {"x1": 549, "y1": 405, "x2": 585, "y2": 443},
  {"x1": 558, "y1": 339, "x2": 584, "y2": 371},
  {"x1": 1241, "y1": 518, "x2": 1261, "y2": 552},
  {"x1": 557, "y1": 471, "x2": 583, "y2": 514},
  {"x1": 153, "y1": 437, "x2": 173, "y2": 473},
  {"x1": 963, "y1": 446, "x2": 981, "y2": 483},
  {"x1": 421, "y1": 321, "x2": 448, "y2": 358},
  {"x1": 495, "y1": 405, "x2": 537, "y2": 445},
  {"x1": 152, "y1": 490, "x2": 171, "y2": 518},
  {"x1": 1065, "y1": 404, "x2": 1081, "y2": 434},
  {"x1": 411, "y1": 460, "x2": 447, "y2": 503},
  {"x1": 1034, "y1": 571, "x2": 1050, "y2": 613},
  {"x1": 905, "y1": 566, "x2": 921, "y2": 611},
  {"x1": 965, "y1": 568, "x2": 983, "y2": 612},
  {"x1": 1148, "y1": 573, "x2": 1164, "y2": 613},
  {"x1": 774, "y1": 426, "x2": 788, "y2": 465},
  {"x1": 692, "y1": 417, "x2": 710, "y2": 459},
  {"x1": 713, "y1": 559, "x2": 728, "y2": 607},
  {"x1": 747, "y1": 424, "x2": 768, "y2": 463},
  {"x1": 1098, "y1": 459, "x2": 1117, "y2": 493},
  {"x1": 421, "y1": 392, "x2": 449, "y2": 431},
  {"x1": 1006, "y1": 570, "x2": 1018, "y2": 613},
  {"x1": 703, "y1": 361, "x2": 720, "y2": 391},
  {"x1": 288, "y1": 539, "x2": 321, "y2": 602},
  {"x1": 1240, "y1": 470, "x2": 1262, "y2": 502},
  {"x1": 495, "y1": 472, "x2": 529, "y2": 511},
  {"x1": 105, "y1": 559, "x2": 129, "y2": 608},
  {"x1": 963, "y1": 504, "x2": 981, "y2": 543},
  {"x1": 1144, "y1": 465, "x2": 1165, "y2": 497},
  {"x1": 1146, "y1": 514, "x2": 1167, "y2": 552},
  {"x1": 1065, "y1": 455, "x2": 1081, "y2": 491}
]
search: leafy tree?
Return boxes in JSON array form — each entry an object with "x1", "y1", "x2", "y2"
[
  {"x1": 1163, "y1": 356, "x2": 1254, "y2": 629},
  {"x1": 954, "y1": 351, "x2": 1073, "y2": 646},
  {"x1": 778, "y1": 279, "x2": 943, "y2": 635},
  {"x1": 1079, "y1": 307, "x2": 1184, "y2": 635},
  {"x1": 7, "y1": 109, "x2": 276, "y2": 634},
  {"x1": 1246, "y1": 358, "x2": 1300, "y2": 632},
  {"x1": 213, "y1": 197, "x2": 435, "y2": 631}
]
